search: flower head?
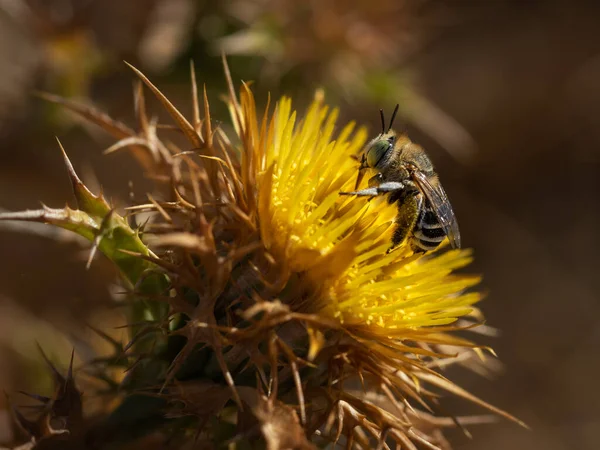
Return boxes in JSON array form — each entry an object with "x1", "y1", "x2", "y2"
[{"x1": 237, "y1": 87, "x2": 481, "y2": 332}]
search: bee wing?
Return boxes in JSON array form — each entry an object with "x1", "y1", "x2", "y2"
[{"x1": 411, "y1": 171, "x2": 461, "y2": 249}]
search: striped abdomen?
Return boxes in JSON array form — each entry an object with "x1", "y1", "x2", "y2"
[{"x1": 410, "y1": 202, "x2": 446, "y2": 252}]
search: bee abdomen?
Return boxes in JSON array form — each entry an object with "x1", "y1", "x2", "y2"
[
  {"x1": 414, "y1": 228, "x2": 445, "y2": 242},
  {"x1": 411, "y1": 207, "x2": 445, "y2": 252},
  {"x1": 421, "y1": 210, "x2": 441, "y2": 228}
]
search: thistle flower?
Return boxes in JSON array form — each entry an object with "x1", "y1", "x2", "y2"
[{"x1": 0, "y1": 60, "x2": 522, "y2": 449}]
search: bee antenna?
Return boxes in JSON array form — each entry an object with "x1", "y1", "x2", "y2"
[
  {"x1": 379, "y1": 109, "x2": 385, "y2": 135},
  {"x1": 387, "y1": 104, "x2": 399, "y2": 132}
]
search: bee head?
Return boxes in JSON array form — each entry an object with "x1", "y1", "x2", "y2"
[
  {"x1": 365, "y1": 132, "x2": 395, "y2": 168},
  {"x1": 363, "y1": 104, "x2": 400, "y2": 169}
]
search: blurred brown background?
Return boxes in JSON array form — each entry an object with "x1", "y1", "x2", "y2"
[{"x1": 0, "y1": 0, "x2": 598, "y2": 448}]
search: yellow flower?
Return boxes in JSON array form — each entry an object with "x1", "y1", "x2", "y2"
[{"x1": 235, "y1": 88, "x2": 481, "y2": 335}]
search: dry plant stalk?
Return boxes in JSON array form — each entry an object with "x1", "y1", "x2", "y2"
[{"x1": 0, "y1": 59, "x2": 524, "y2": 449}]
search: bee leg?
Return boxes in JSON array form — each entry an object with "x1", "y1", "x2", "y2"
[
  {"x1": 362, "y1": 174, "x2": 384, "y2": 201},
  {"x1": 340, "y1": 182, "x2": 405, "y2": 198},
  {"x1": 387, "y1": 193, "x2": 422, "y2": 253},
  {"x1": 376, "y1": 182, "x2": 405, "y2": 192},
  {"x1": 339, "y1": 187, "x2": 379, "y2": 197}
]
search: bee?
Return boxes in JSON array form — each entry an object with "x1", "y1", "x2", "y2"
[{"x1": 340, "y1": 105, "x2": 461, "y2": 253}]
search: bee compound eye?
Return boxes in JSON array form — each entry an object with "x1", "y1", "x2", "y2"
[{"x1": 366, "y1": 140, "x2": 390, "y2": 168}]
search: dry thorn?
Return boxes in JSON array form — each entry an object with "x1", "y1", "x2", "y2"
[{"x1": 124, "y1": 61, "x2": 202, "y2": 149}]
